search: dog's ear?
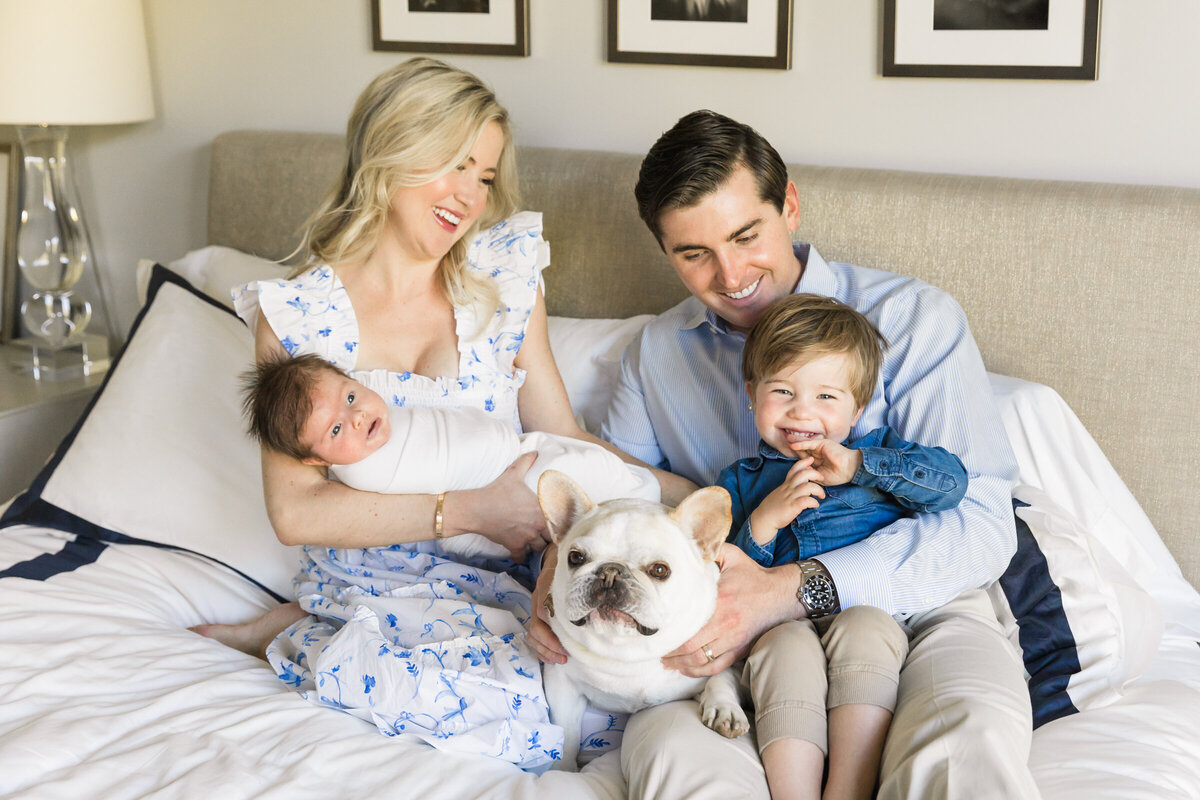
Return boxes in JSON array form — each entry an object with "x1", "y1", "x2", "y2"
[
  {"x1": 538, "y1": 470, "x2": 596, "y2": 544},
  {"x1": 669, "y1": 486, "x2": 732, "y2": 562}
]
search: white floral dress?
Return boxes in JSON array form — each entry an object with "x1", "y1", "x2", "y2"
[{"x1": 232, "y1": 212, "x2": 565, "y2": 771}]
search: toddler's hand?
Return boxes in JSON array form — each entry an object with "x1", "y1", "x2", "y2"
[
  {"x1": 749, "y1": 459, "x2": 825, "y2": 540},
  {"x1": 789, "y1": 438, "x2": 862, "y2": 486}
]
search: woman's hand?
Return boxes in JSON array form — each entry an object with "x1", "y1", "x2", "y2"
[
  {"x1": 446, "y1": 451, "x2": 550, "y2": 561},
  {"x1": 662, "y1": 544, "x2": 803, "y2": 677},
  {"x1": 528, "y1": 544, "x2": 568, "y2": 665}
]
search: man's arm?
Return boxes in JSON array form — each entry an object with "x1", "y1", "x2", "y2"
[
  {"x1": 817, "y1": 287, "x2": 1019, "y2": 616},
  {"x1": 600, "y1": 330, "x2": 669, "y2": 471}
]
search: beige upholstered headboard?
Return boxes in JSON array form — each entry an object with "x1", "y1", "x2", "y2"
[{"x1": 208, "y1": 130, "x2": 1200, "y2": 588}]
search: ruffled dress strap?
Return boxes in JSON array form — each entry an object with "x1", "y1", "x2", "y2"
[
  {"x1": 231, "y1": 264, "x2": 359, "y2": 372},
  {"x1": 456, "y1": 211, "x2": 550, "y2": 386}
]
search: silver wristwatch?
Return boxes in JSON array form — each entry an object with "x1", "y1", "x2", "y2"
[{"x1": 796, "y1": 559, "x2": 840, "y2": 619}]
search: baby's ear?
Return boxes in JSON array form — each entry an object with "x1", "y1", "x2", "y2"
[{"x1": 301, "y1": 455, "x2": 331, "y2": 467}]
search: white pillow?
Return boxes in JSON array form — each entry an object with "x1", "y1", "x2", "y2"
[
  {"x1": 136, "y1": 245, "x2": 292, "y2": 309},
  {"x1": 988, "y1": 484, "x2": 1163, "y2": 726},
  {"x1": 3, "y1": 266, "x2": 297, "y2": 598},
  {"x1": 547, "y1": 315, "x2": 652, "y2": 434},
  {"x1": 989, "y1": 373, "x2": 1200, "y2": 639}
]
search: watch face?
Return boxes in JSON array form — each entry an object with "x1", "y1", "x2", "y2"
[{"x1": 803, "y1": 575, "x2": 836, "y2": 611}]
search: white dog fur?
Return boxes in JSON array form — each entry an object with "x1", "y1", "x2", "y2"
[{"x1": 537, "y1": 470, "x2": 749, "y2": 771}]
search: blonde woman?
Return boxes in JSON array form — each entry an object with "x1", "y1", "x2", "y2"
[{"x1": 198, "y1": 57, "x2": 690, "y2": 770}]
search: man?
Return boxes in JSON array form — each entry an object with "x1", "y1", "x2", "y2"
[{"x1": 532, "y1": 110, "x2": 1038, "y2": 799}]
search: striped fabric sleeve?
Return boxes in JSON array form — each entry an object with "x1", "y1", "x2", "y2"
[{"x1": 820, "y1": 287, "x2": 1019, "y2": 616}]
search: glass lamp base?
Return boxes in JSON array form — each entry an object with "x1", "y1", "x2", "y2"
[{"x1": 7, "y1": 333, "x2": 111, "y2": 381}]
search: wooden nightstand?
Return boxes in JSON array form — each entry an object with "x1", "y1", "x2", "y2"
[{"x1": 0, "y1": 350, "x2": 105, "y2": 502}]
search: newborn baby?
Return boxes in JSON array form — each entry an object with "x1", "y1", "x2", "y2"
[{"x1": 243, "y1": 353, "x2": 659, "y2": 560}]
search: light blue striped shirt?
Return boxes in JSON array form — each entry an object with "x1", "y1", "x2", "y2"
[{"x1": 601, "y1": 243, "x2": 1018, "y2": 616}]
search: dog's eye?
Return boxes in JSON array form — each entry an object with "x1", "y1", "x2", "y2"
[
  {"x1": 646, "y1": 562, "x2": 671, "y2": 581},
  {"x1": 567, "y1": 549, "x2": 586, "y2": 568}
]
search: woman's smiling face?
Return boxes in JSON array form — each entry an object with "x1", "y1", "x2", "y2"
[{"x1": 386, "y1": 120, "x2": 504, "y2": 265}]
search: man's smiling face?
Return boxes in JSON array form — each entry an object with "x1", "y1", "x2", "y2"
[{"x1": 657, "y1": 166, "x2": 803, "y2": 333}]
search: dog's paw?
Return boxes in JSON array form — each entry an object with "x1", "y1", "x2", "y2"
[{"x1": 699, "y1": 696, "x2": 750, "y2": 738}]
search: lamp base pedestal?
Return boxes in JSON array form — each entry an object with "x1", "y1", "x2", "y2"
[{"x1": 7, "y1": 334, "x2": 111, "y2": 381}]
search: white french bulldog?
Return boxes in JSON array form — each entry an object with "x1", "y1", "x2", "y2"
[{"x1": 537, "y1": 470, "x2": 749, "y2": 771}]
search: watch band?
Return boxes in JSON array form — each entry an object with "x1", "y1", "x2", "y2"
[{"x1": 796, "y1": 558, "x2": 840, "y2": 619}]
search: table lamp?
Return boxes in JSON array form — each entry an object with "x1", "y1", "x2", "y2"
[{"x1": 0, "y1": 0, "x2": 154, "y2": 380}]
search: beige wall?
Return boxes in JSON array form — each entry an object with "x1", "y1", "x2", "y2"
[{"x1": 4, "y1": 0, "x2": 1198, "y2": 335}]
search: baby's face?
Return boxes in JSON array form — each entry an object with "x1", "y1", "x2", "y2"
[{"x1": 300, "y1": 374, "x2": 391, "y2": 466}]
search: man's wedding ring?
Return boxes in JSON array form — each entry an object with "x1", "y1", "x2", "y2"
[{"x1": 703, "y1": 645, "x2": 715, "y2": 663}]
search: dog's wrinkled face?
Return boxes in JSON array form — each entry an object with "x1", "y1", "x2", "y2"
[{"x1": 539, "y1": 471, "x2": 730, "y2": 659}]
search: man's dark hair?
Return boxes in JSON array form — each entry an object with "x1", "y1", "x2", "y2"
[
  {"x1": 634, "y1": 110, "x2": 789, "y2": 247},
  {"x1": 241, "y1": 352, "x2": 346, "y2": 461}
]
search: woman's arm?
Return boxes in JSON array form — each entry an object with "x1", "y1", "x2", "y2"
[
  {"x1": 252, "y1": 313, "x2": 548, "y2": 557},
  {"x1": 515, "y1": 290, "x2": 698, "y2": 505}
]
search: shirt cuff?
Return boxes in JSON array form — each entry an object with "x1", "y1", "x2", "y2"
[
  {"x1": 736, "y1": 519, "x2": 777, "y2": 565},
  {"x1": 813, "y1": 540, "x2": 894, "y2": 614}
]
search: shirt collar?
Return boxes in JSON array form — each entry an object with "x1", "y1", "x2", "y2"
[
  {"x1": 757, "y1": 439, "x2": 794, "y2": 460},
  {"x1": 681, "y1": 242, "x2": 838, "y2": 335},
  {"x1": 794, "y1": 242, "x2": 840, "y2": 298}
]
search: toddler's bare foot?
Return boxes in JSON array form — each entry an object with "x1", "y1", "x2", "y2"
[{"x1": 189, "y1": 601, "x2": 307, "y2": 659}]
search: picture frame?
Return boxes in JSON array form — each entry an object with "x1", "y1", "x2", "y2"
[
  {"x1": 371, "y1": 0, "x2": 529, "y2": 57},
  {"x1": 607, "y1": 0, "x2": 793, "y2": 70},
  {"x1": 882, "y1": 0, "x2": 1101, "y2": 80},
  {"x1": 0, "y1": 143, "x2": 17, "y2": 343}
]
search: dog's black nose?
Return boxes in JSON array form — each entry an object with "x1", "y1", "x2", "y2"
[{"x1": 596, "y1": 562, "x2": 631, "y2": 588}]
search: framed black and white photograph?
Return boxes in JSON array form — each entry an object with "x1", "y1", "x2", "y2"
[
  {"x1": 0, "y1": 143, "x2": 17, "y2": 343},
  {"x1": 883, "y1": 0, "x2": 1101, "y2": 79},
  {"x1": 371, "y1": 0, "x2": 528, "y2": 57},
  {"x1": 607, "y1": 0, "x2": 793, "y2": 70}
]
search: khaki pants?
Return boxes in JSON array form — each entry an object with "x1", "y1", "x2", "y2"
[
  {"x1": 620, "y1": 589, "x2": 1040, "y2": 800},
  {"x1": 746, "y1": 605, "x2": 909, "y2": 755}
]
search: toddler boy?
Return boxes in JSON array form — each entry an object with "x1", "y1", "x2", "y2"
[{"x1": 718, "y1": 293, "x2": 968, "y2": 800}]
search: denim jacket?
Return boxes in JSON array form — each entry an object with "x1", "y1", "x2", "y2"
[{"x1": 716, "y1": 426, "x2": 968, "y2": 568}]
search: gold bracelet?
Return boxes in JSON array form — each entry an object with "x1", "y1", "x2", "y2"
[{"x1": 434, "y1": 491, "x2": 446, "y2": 539}]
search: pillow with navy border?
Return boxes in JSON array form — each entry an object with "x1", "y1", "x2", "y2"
[
  {"x1": 990, "y1": 484, "x2": 1163, "y2": 729},
  {"x1": 0, "y1": 265, "x2": 296, "y2": 599}
]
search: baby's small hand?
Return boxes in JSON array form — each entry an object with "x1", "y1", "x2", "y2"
[{"x1": 788, "y1": 439, "x2": 862, "y2": 486}]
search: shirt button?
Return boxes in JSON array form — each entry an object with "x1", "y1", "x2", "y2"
[
  {"x1": 879, "y1": 461, "x2": 888, "y2": 470},
  {"x1": 916, "y1": 470, "x2": 925, "y2": 478}
]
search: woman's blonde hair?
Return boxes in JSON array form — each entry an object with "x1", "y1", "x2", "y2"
[{"x1": 295, "y1": 57, "x2": 519, "y2": 321}]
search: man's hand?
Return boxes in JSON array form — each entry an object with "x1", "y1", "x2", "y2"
[
  {"x1": 748, "y1": 458, "x2": 825, "y2": 541},
  {"x1": 788, "y1": 438, "x2": 862, "y2": 487},
  {"x1": 450, "y1": 452, "x2": 551, "y2": 562},
  {"x1": 528, "y1": 543, "x2": 568, "y2": 665},
  {"x1": 662, "y1": 544, "x2": 803, "y2": 677}
]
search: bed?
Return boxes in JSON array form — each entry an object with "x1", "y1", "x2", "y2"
[{"x1": 1, "y1": 130, "x2": 1198, "y2": 799}]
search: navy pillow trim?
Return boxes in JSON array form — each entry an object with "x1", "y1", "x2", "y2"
[
  {"x1": 1000, "y1": 499, "x2": 1080, "y2": 729},
  {"x1": 0, "y1": 535, "x2": 108, "y2": 581},
  {"x1": 0, "y1": 266, "x2": 287, "y2": 604}
]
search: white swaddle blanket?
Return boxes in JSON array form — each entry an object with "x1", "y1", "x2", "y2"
[{"x1": 333, "y1": 406, "x2": 660, "y2": 559}]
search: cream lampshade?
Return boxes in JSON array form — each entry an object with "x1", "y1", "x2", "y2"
[{"x1": 0, "y1": 0, "x2": 155, "y2": 379}]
